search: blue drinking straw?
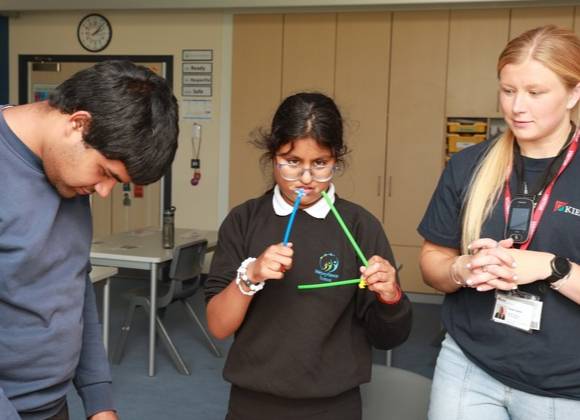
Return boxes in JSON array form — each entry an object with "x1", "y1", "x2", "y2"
[{"x1": 282, "y1": 189, "x2": 304, "y2": 246}]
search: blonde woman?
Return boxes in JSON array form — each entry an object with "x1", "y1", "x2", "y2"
[{"x1": 419, "y1": 26, "x2": 580, "y2": 419}]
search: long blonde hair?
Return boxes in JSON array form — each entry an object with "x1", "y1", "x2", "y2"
[{"x1": 461, "y1": 25, "x2": 580, "y2": 253}]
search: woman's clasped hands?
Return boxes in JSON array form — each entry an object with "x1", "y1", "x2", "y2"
[
  {"x1": 461, "y1": 238, "x2": 517, "y2": 292},
  {"x1": 451, "y1": 238, "x2": 550, "y2": 292}
]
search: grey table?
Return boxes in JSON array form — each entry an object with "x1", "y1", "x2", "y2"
[
  {"x1": 89, "y1": 266, "x2": 118, "y2": 354},
  {"x1": 90, "y1": 227, "x2": 218, "y2": 376}
]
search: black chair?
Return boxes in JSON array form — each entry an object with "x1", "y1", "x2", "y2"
[{"x1": 112, "y1": 239, "x2": 221, "y2": 375}]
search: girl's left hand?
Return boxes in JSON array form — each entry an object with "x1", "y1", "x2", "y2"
[{"x1": 360, "y1": 255, "x2": 400, "y2": 301}]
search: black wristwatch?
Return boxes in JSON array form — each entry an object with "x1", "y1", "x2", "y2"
[{"x1": 545, "y1": 255, "x2": 572, "y2": 284}]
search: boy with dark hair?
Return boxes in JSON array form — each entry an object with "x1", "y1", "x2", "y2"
[{"x1": 0, "y1": 60, "x2": 178, "y2": 419}]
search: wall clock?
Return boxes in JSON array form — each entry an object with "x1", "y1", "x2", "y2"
[{"x1": 77, "y1": 13, "x2": 112, "y2": 53}]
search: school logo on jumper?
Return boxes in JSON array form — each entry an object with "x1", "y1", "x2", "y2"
[
  {"x1": 314, "y1": 253, "x2": 340, "y2": 282},
  {"x1": 553, "y1": 200, "x2": 580, "y2": 217}
]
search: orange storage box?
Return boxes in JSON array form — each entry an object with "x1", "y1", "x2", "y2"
[
  {"x1": 447, "y1": 121, "x2": 487, "y2": 134},
  {"x1": 447, "y1": 134, "x2": 486, "y2": 153}
]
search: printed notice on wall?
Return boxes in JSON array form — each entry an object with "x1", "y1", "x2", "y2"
[
  {"x1": 182, "y1": 49, "x2": 213, "y2": 61},
  {"x1": 182, "y1": 49, "x2": 213, "y2": 99},
  {"x1": 182, "y1": 99, "x2": 212, "y2": 120}
]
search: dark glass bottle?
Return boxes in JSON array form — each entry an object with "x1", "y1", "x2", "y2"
[{"x1": 162, "y1": 206, "x2": 176, "y2": 249}]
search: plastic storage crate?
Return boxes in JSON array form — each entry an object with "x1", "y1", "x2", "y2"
[
  {"x1": 447, "y1": 121, "x2": 487, "y2": 134},
  {"x1": 447, "y1": 133, "x2": 486, "y2": 153}
]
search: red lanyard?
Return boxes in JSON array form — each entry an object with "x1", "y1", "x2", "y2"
[{"x1": 503, "y1": 130, "x2": 579, "y2": 250}]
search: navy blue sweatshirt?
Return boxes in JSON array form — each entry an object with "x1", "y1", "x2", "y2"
[{"x1": 0, "y1": 108, "x2": 113, "y2": 419}]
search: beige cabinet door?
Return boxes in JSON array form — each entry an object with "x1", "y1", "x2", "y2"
[
  {"x1": 334, "y1": 12, "x2": 391, "y2": 221},
  {"x1": 392, "y1": 245, "x2": 438, "y2": 294},
  {"x1": 229, "y1": 14, "x2": 284, "y2": 209},
  {"x1": 510, "y1": 7, "x2": 574, "y2": 38},
  {"x1": 446, "y1": 9, "x2": 509, "y2": 118},
  {"x1": 282, "y1": 13, "x2": 336, "y2": 97},
  {"x1": 384, "y1": 11, "x2": 449, "y2": 248}
]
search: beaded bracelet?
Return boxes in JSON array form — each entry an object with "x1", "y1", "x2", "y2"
[{"x1": 235, "y1": 257, "x2": 264, "y2": 296}]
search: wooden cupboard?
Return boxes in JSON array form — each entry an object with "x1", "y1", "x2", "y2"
[
  {"x1": 509, "y1": 7, "x2": 575, "y2": 37},
  {"x1": 282, "y1": 14, "x2": 336, "y2": 96},
  {"x1": 229, "y1": 14, "x2": 284, "y2": 209},
  {"x1": 383, "y1": 11, "x2": 449, "y2": 293},
  {"x1": 384, "y1": 10, "x2": 448, "y2": 248},
  {"x1": 446, "y1": 9, "x2": 509, "y2": 118},
  {"x1": 334, "y1": 12, "x2": 391, "y2": 220},
  {"x1": 392, "y1": 245, "x2": 425, "y2": 294},
  {"x1": 229, "y1": 5, "x2": 580, "y2": 294},
  {"x1": 230, "y1": 12, "x2": 391, "y2": 224}
]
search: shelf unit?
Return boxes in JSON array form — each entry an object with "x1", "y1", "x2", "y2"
[{"x1": 445, "y1": 117, "x2": 507, "y2": 161}]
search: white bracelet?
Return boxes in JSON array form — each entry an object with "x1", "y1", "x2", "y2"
[{"x1": 235, "y1": 257, "x2": 264, "y2": 296}]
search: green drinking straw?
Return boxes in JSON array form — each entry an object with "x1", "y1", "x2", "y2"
[
  {"x1": 321, "y1": 190, "x2": 368, "y2": 288},
  {"x1": 298, "y1": 279, "x2": 361, "y2": 290}
]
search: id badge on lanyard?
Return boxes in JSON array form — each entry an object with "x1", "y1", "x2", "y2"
[
  {"x1": 495, "y1": 128, "x2": 579, "y2": 332},
  {"x1": 492, "y1": 290, "x2": 543, "y2": 332}
]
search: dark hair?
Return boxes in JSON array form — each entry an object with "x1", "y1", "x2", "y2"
[
  {"x1": 49, "y1": 60, "x2": 178, "y2": 185},
  {"x1": 253, "y1": 92, "x2": 348, "y2": 167}
]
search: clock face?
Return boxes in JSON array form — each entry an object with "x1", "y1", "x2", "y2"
[{"x1": 77, "y1": 14, "x2": 112, "y2": 53}]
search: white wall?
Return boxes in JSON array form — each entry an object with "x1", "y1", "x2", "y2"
[{"x1": 8, "y1": 10, "x2": 230, "y2": 231}]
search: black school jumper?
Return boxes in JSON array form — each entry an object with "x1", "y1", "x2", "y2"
[{"x1": 206, "y1": 192, "x2": 412, "y2": 420}]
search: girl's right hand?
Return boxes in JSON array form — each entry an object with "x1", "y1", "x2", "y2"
[{"x1": 247, "y1": 243, "x2": 294, "y2": 283}]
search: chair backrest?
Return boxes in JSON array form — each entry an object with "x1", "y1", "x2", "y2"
[
  {"x1": 361, "y1": 365, "x2": 432, "y2": 420},
  {"x1": 169, "y1": 239, "x2": 208, "y2": 283}
]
